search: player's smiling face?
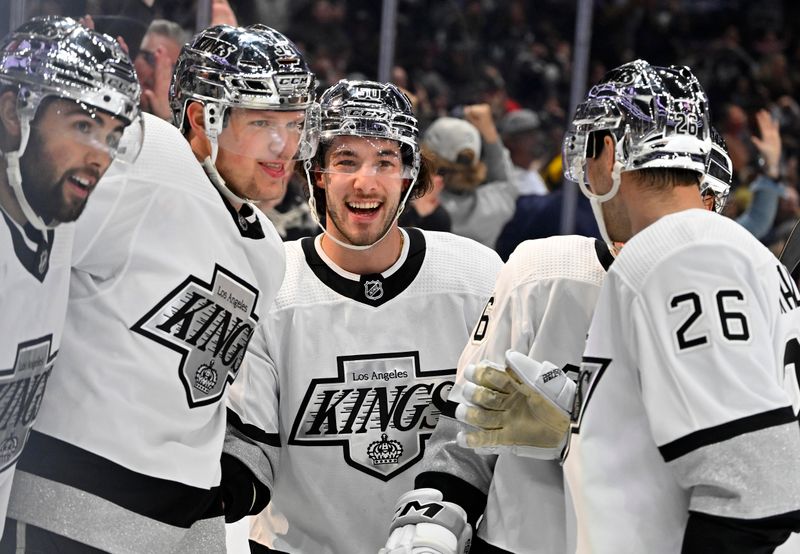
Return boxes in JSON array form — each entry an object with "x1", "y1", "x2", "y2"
[
  {"x1": 215, "y1": 107, "x2": 305, "y2": 205},
  {"x1": 19, "y1": 97, "x2": 123, "y2": 224},
  {"x1": 319, "y1": 135, "x2": 407, "y2": 247}
]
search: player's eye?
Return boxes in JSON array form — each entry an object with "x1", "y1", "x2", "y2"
[{"x1": 74, "y1": 120, "x2": 93, "y2": 134}]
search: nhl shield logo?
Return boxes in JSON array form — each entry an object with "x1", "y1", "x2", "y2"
[
  {"x1": 289, "y1": 351, "x2": 456, "y2": 481},
  {"x1": 364, "y1": 279, "x2": 384, "y2": 301},
  {"x1": 132, "y1": 264, "x2": 259, "y2": 408}
]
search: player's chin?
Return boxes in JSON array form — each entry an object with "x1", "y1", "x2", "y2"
[
  {"x1": 251, "y1": 180, "x2": 288, "y2": 204},
  {"x1": 55, "y1": 197, "x2": 89, "y2": 223}
]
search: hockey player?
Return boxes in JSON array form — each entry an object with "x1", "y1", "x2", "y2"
[
  {"x1": 221, "y1": 79, "x2": 502, "y2": 553},
  {"x1": 381, "y1": 132, "x2": 734, "y2": 554},
  {"x1": 3, "y1": 25, "x2": 317, "y2": 552},
  {"x1": 458, "y1": 60, "x2": 800, "y2": 552},
  {"x1": 0, "y1": 16, "x2": 141, "y2": 537}
]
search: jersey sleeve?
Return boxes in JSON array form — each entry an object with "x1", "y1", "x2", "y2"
[
  {"x1": 420, "y1": 240, "x2": 599, "y2": 530},
  {"x1": 627, "y1": 245, "x2": 800, "y2": 548},
  {"x1": 224, "y1": 319, "x2": 281, "y2": 512}
]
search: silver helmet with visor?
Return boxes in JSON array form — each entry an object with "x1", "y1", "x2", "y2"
[
  {"x1": 562, "y1": 59, "x2": 712, "y2": 245},
  {"x1": 309, "y1": 79, "x2": 420, "y2": 250},
  {"x1": 0, "y1": 16, "x2": 143, "y2": 230},
  {"x1": 170, "y1": 24, "x2": 319, "y2": 203}
]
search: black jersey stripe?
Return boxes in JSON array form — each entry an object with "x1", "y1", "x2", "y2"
[
  {"x1": 659, "y1": 406, "x2": 797, "y2": 463},
  {"x1": 17, "y1": 430, "x2": 223, "y2": 527},
  {"x1": 227, "y1": 408, "x2": 281, "y2": 447},
  {"x1": 249, "y1": 539, "x2": 290, "y2": 553},
  {"x1": 593, "y1": 238, "x2": 614, "y2": 271},
  {"x1": 471, "y1": 535, "x2": 514, "y2": 553},
  {"x1": 683, "y1": 509, "x2": 800, "y2": 552},
  {"x1": 1, "y1": 209, "x2": 55, "y2": 281},
  {"x1": 301, "y1": 227, "x2": 426, "y2": 306},
  {"x1": 414, "y1": 470, "x2": 488, "y2": 529}
]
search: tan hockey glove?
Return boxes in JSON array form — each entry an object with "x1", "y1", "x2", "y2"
[
  {"x1": 379, "y1": 488, "x2": 472, "y2": 554},
  {"x1": 455, "y1": 350, "x2": 574, "y2": 460}
]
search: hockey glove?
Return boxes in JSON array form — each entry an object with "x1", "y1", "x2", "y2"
[
  {"x1": 220, "y1": 453, "x2": 270, "y2": 523},
  {"x1": 455, "y1": 350, "x2": 574, "y2": 460},
  {"x1": 379, "y1": 488, "x2": 472, "y2": 554}
]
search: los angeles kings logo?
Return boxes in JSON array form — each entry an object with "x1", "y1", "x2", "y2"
[
  {"x1": 289, "y1": 352, "x2": 455, "y2": 481},
  {"x1": 132, "y1": 265, "x2": 259, "y2": 408},
  {"x1": 0, "y1": 336, "x2": 55, "y2": 470}
]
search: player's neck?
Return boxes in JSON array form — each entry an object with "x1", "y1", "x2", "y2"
[
  {"x1": 626, "y1": 182, "x2": 706, "y2": 236},
  {"x1": 321, "y1": 227, "x2": 404, "y2": 275},
  {"x1": 0, "y1": 165, "x2": 26, "y2": 226}
]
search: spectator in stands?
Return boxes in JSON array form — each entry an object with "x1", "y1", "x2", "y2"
[
  {"x1": 422, "y1": 105, "x2": 517, "y2": 248},
  {"x1": 499, "y1": 108, "x2": 549, "y2": 195},
  {"x1": 134, "y1": 19, "x2": 188, "y2": 120}
]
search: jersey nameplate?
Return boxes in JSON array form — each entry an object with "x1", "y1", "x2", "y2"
[
  {"x1": 132, "y1": 265, "x2": 259, "y2": 408},
  {"x1": 289, "y1": 351, "x2": 454, "y2": 481}
]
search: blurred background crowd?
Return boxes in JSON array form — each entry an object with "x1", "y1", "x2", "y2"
[{"x1": 4, "y1": 0, "x2": 799, "y2": 260}]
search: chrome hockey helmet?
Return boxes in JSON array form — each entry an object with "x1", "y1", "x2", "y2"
[
  {"x1": 170, "y1": 24, "x2": 319, "y2": 161},
  {"x1": 318, "y1": 79, "x2": 420, "y2": 179},
  {"x1": 562, "y1": 59, "x2": 712, "y2": 245},
  {"x1": 308, "y1": 79, "x2": 421, "y2": 250}
]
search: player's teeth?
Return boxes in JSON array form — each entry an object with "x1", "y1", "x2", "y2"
[
  {"x1": 73, "y1": 176, "x2": 90, "y2": 188},
  {"x1": 349, "y1": 202, "x2": 379, "y2": 209}
]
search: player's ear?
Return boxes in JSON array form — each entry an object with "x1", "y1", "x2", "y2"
[
  {"x1": 601, "y1": 134, "x2": 616, "y2": 173},
  {"x1": 0, "y1": 90, "x2": 21, "y2": 146},
  {"x1": 315, "y1": 167, "x2": 326, "y2": 189},
  {"x1": 186, "y1": 101, "x2": 205, "y2": 134}
]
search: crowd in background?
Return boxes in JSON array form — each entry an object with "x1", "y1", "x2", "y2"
[{"x1": 9, "y1": 0, "x2": 800, "y2": 259}]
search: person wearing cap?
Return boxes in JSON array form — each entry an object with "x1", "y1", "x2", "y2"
[
  {"x1": 499, "y1": 108, "x2": 549, "y2": 196},
  {"x1": 4, "y1": 24, "x2": 314, "y2": 552},
  {"x1": 223, "y1": 79, "x2": 502, "y2": 553},
  {"x1": 424, "y1": 105, "x2": 518, "y2": 249},
  {"x1": 0, "y1": 15, "x2": 142, "y2": 538}
]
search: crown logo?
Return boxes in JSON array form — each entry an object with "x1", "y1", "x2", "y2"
[
  {"x1": 194, "y1": 359, "x2": 219, "y2": 394},
  {"x1": 0, "y1": 436, "x2": 19, "y2": 461},
  {"x1": 366, "y1": 433, "x2": 403, "y2": 465}
]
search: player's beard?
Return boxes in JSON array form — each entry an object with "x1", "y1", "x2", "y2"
[
  {"x1": 325, "y1": 188, "x2": 401, "y2": 247},
  {"x1": 18, "y1": 128, "x2": 98, "y2": 225}
]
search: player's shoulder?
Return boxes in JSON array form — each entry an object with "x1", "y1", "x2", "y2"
[
  {"x1": 271, "y1": 239, "x2": 324, "y2": 309},
  {"x1": 504, "y1": 235, "x2": 611, "y2": 289},
  {"x1": 613, "y1": 209, "x2": 773, "y2": 289},
  {"x1": 417, "y1": 230, "x2": 503, "y2": 291},
  {"x1": 420, "y1": 230, "x2": 503, "y2": 269},
  {"x1": 106, "y1": 113, "x2": 213, "y2": 198},
  {"x1": 418, "y1": 229, "x2": 503, "y2": 282}
]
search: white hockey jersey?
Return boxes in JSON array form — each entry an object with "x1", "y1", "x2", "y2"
[
  {"x1": 419, "y1": 235, "x2": 611, "y2": 553},
  {"x1": 227, "y1": 229, "x2": 501, "y2": 553},
  {"x1": 7, "y1": 113, "x2": 286, "y2": 553},
  {"x1": 0, "y1": 209, "x2": 74, "y2": 535},
  {"x1": 566, "y1": 209, "x2": 800, "y2": 553}
]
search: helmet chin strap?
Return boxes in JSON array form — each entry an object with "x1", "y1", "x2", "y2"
[
  {"x1": 4, "y1": 114, "x2": 55, "y2": 231},
  {"x1": 304, "y1": 159, "x2": 419, "y2": 252},
  {"x1": 201, "y1": 156, "x2": 253, "y2": 206}
]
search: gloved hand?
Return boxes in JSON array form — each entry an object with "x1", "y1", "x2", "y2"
[
  {"x1": 379, "y1": 488, "x2": 471, "y2": 554},
  {"x1": 455, "y1": 350, "x2": 575, "y2": 460}
]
